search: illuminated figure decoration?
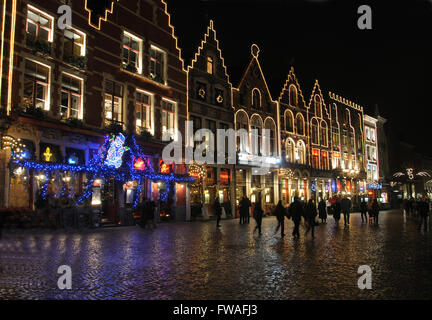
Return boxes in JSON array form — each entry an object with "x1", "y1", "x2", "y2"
[
  {"x1": 43, "y1": 147, "x2": 53, "y2": 162},
  {"x1": 160, "y1": 160, "x2": 171, "y2": 174},
  {"x1": 105, "y1": 133, "x2": 130, "y2": 168},
  {"x1": 216, "y1": 94, "x2": 224, "y2": 104},
  {"x1": 198, "y1": 88, "x2": 206, "y2": 99},
  {"x1": 133, "y1": 157, "x2": 146, "y2": 171},
  {"x1": 393, "y1": 169, "x2": 430, "y2": 180},
  {"x1": 68, "y1": 154, "x2": 78, "y2": 165}
]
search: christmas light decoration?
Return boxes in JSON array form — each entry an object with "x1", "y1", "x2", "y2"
[
  {"x1": 43, "y1": 147, "x2": 53, "y2": 162},
  {"x1": 14, "y1": 134, "x2": 194, "y2": 208}
]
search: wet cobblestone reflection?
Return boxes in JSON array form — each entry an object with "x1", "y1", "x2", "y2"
[{"x1": 0, "y1": 210, "x2": 431, "y2": 299}]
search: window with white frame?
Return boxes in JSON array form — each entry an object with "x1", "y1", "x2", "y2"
[
  {"x1": 26, "y1": 6, "x2": 53, "y2": 43},
  {"x1": 23, "y1": 59, "x2": 50, "y2": 110},
  {"x1": 365, "y1": 127, "x2": 370, "y2": 141},
  {"x1": 122, "y1": 32, "x2": 142, "y2": 73},
  {"x1": 136, "y1": 91, "x2": 152, "y2": 133},
  {"x1": 104, "y1": 80, "x2": 123, "y2": 125},
  {"x1": 64, "y1": 28, "x2": 86, "y2": 59},
  {"x1": 150, "y1": 46, "x2": 166, "y2": 83},
  {"x1": 371, "y1": 128, "x2": 376, "y2": 142},
  {"x1": 161, "y1": 100, "x2": 175, "y2": 136},
  {"x1": 61, "y1": 74, "x2": 82, "y2": 119}
]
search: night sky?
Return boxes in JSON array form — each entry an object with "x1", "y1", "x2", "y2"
[{"x1": 98, "y1": 0, "x2": 432, "y2": 156}]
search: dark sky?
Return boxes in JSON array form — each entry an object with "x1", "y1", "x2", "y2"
[
  {"x1": 92, "y1": 0, "x2": 432, "y2": 155},
  {"x1": 163, "y1": 0, "x2": 432, "y2": 156}
]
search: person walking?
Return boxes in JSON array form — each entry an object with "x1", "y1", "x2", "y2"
[
  {"x1": 253, "y1": 199, "x2": 264, "y2": 235},
  {"x1": 139, "y1": 198, "x2": 148, "y2": 229},
  {"x1": 372, "y1": 198, "x2": 380, "y2": 226},
  {"x1": 305, "y1": 199, "x2": 318, "y2": 239},
  {"x1": 214, "y1": 196, "x2": 222, "y2": 228},
  {"x1": 146, "y1": 200, "x2": 157, "y2": 230},
  {"x1": 417, "y1": 196, "x2": 429, "y2": 232},
  {"x1": 360, "y1": 199, "x2": 368, "y2": 223},
  {"x1": 289, "y1": 197, "x2": 303, "y2": 238},
  {"x1": 274, "y1": 200, "x2": 286, "y2": 238},
  {"x1": 341, "y1": 196, "x2": 352, "y2": 227},
  {"x1": 333, "y1": 198, "x2": 342, "y2": 225},
  {"x1": 239, "y1": 197, "x2": 245, "y2": 224},
  {"x1": 318, "y1": 199, "x2": 327, "y2": 224},
  {"x1": 246, "y1": 196, "x2": 251, "y2": 224}
]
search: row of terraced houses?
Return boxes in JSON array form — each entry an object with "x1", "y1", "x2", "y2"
[{"x1": 0, "y1": 0, "x2": 389, "y2": 222}]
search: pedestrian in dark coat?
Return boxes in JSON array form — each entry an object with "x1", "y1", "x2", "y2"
[
  {"x1": 305, "y1": 199, "x2": 318, "y2": 239},
  {"x1": 417, "y1": 197, "x2": 430, "y2": 232},
  {"x1": 245, "y1": 197, "x2": 251, "y2": 224},
  {"x1": 372, "y1": 199, "x2": 380, "y2": 225},
  {"x1": 360, "y1": 200, "x2": 368, "y2": 223},
  {"x1": 318, "y1": 199, "x2": 327, "y2": 223},
  {"x1": 139, "y1": 198, "x2": 148, "y2": 228},
  {"x1": 253, "y1": 200, "x2": 264, "y2": 235},
  {"x1": 333, "y1": 199, "x2": 341, "y2": 225},
  {"x1": 340, "y1": 196, "x2": 352, "y2": 226},
  {"x1": 214, "y1": 196, "x2": 222, "y2": 228},
  {"x1": 274, "y1": 200, "x2": 286, "y2": 238},
  {"x1": 290, "y1": 197, "x2": 303, "y2": 238}
]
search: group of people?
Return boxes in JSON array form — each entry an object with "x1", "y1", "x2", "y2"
[
  {"x1": 245, "y1": 195, "x2": 384, "y2": 240},
  {"x1": 403, "y1": 197, "x2": 430, "y2": 232}
]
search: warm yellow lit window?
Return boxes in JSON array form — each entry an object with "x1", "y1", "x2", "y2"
[{"x1": 207, "y1": 56, "x2": 213, "y2": 74}]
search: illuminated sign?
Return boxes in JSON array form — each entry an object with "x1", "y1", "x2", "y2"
[
  {"x1": 43, "y1": 147, "x2": 53, "y2": 162},
  {"x1": 368, "y1": 183, "x2": 382, "y2": 190},
  {"x1": 160, "y1": 160, "x2": 171, "y2": 174}
]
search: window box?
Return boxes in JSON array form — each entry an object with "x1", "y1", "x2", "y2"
[
  {"x1": 104, "y1": 119, "x2": 124, "y2": 133},
  {"x1": 64, "y1": 55, "x2": 86, "y2": 69},
  {"x1": 26, "y1": 37, "x2": 51, "y2": 56},
  {"x1": 64, "y1": 117, "x2": 84, "y2": 129},
  {"x1": 123, "y1": 62, "x2": 138, "y2": 73},
  {"x1": 139, "y1": 129, "x2": 153, "y2": 142}
]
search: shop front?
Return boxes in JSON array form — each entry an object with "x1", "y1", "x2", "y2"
[{"x1": 7, "y1": 133, "x2": 193, "y2": 227}]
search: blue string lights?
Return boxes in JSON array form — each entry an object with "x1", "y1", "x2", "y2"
[{"x1": 14, "y1": 134, "x2": 194, "y2": 208}]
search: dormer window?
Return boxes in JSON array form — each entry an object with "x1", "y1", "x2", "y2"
[{"x1": 207, "y1": 56, "x2": 214, "y2": 74}]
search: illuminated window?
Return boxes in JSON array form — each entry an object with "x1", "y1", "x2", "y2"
[
  {"x1": 297, "y1": 141, "x2": 305, "y2": 164},
  {"x1": 150, "y1": 46, "x2": 165, "y2": 83},
  {"x1": 252, "y1": 89, "x2": 261, "y2": 108},
  {"x1": 289, "y1": 85, "x2": 297, "y2": 107},
  {"x1": 371, "y1": 129, "x2": 376, "y2": 142},
  {"x1": 285, "y1": 110, "x2": 294, "y2": 132},
  {"x1": 295, "y1": 113, "x2": 304, "y2": 135},
  {"x1": 286, "y1": 139, "x2": 294, "y2": 162},
  {"x1": 250, "y1": 115, "x2": 262, "y2": 155},
  {"x1": 207, "y1": 56, "x2": 213, "y2": 74},
  {"x1": 161, "y1": 100, "x2": 175, "y2": 135},
  {"x1": 264, "y1": 119, "x2": 276, "y2": 156},
  {"x1": 64, "y1": 28, "x2": 85, "y2": 59},
  {"x1": 23, "y1": 60, "x2": 49, "y2": 110},
  {"x1": 122, "y1": 32, "x2": 142, "y2": 73},
  {"x1": 61, "y1": 74, "x2": 82, "y2": 119},
  {"x1": 104, "y1": 80, "x2": 123, "y2": 125},
  {"x1": 332, "y1": 152, "x2": 340, "y2": 169},
  {"x1": 26, "y1": 6, "x2": 53, "y2": 43},
  {"x1": 235, "y1": 111, "x2": 248, "y2": 152},
  {"x1": 312, "y1": 148, "x2": 320, "y2": 169},
  {"x1": 136, "y1": 91, "x2": 152, "y2": 133},
  {"x1": 321, "y1": 151, "x2": 329, "y2": 170}
]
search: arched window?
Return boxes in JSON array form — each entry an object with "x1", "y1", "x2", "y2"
[
  {"x1": 296, "y1": 140, "x2": 305, "y2": 164},
  {"x1": 320, "y1": 121, "x2": 328, "y2": 146},
  {"x1": 264, "y1": 118, "x2": 276, "y2": 156},
  {"x1": 289, "y1": 85, "x2": 297, "y2": 107},
  {"x1": 314, "y1": 95, "x2": 321, "y2": 118},
  {"x1": 295, "y1": 113, "x2": 304, "y2": 135},
  {"x1": 311, "y1": 118, "x2": 319, "y2": 144},
  {"x1": 344, "y1": 108, "x2": 350, "y2": 125},
  {"x1": 252, "y1": 89, "x2": 261, "y2": 108},
  {"x1": 286, "y1": 139, "x2": 294, "y2": 163},
  {"x1": 284, "y1": 110, "x2": 294, "y2": 132},
  {"x1": 235, "y1": 111, "x2": 248, "y2": 152},
  {"x1": 250, "y1": 115, "x2": 262, "y2": 155}
]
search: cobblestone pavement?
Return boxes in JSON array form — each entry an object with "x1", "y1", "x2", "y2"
[{"x1": 0, "y1": 210, "x2": 431, "y2": 300}]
